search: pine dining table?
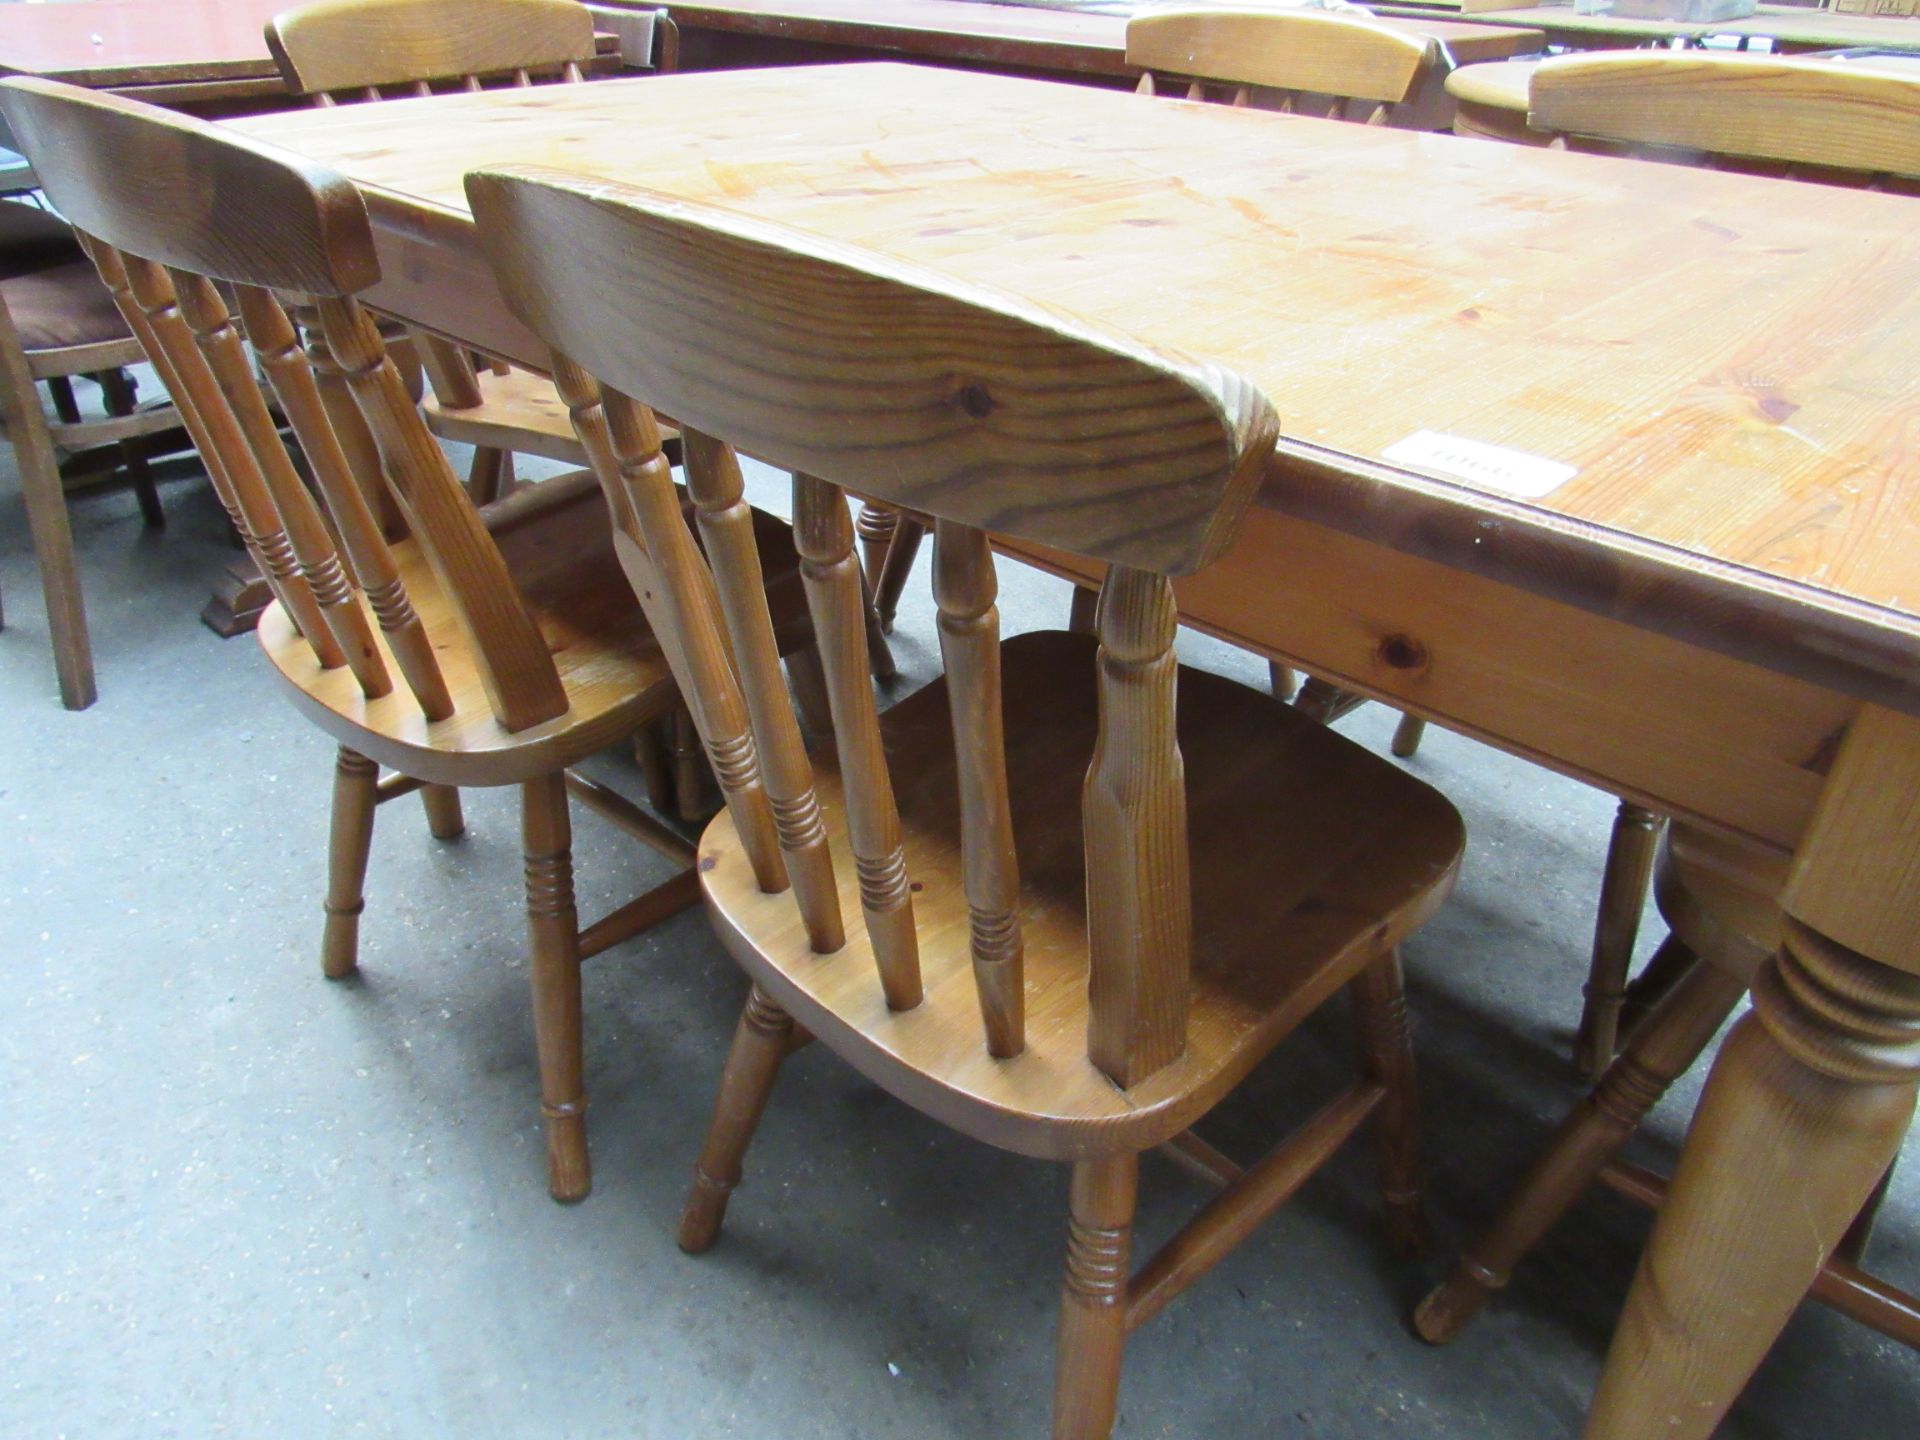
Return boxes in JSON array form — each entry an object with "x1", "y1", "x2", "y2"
[{"x1": 223, "y1": 64, "x2": 1920, "y2": 1436}]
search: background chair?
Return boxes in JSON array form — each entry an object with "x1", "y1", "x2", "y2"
[
  {"x1": 266, "y1": 0, "x2": 605, "y2": 506},
  {"x1": 469, "y1": 162, "x2": 1468, "y2": 1439},
  {"x1": 0, "y1": 195, "x2": 185, "y2": 708},
  {"x1": 0, "y1": 75, "x2": 816, "y2": 1202},
  {"x1": 856, "y1": 5, "x2": 1447, "y2": 638},
  {"x1": 1414, "y1": 49, "x2": 1920, "y2": 1403}
]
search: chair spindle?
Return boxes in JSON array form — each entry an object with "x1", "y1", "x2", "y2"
[
  {"x1": 683, "y1": 426, "x2": 845, "y2": 953},
  {"x1": 313, "y1": 292, "x2": 568, "y2": 731},
  {"x1": 793, "y1": 473, "x2": 922, "y2": 1011},
  {"x1": 554, "y1": 364, "x2": 787, "y2": 893},
  {"x1": 116, "y1": 252, "x2": 345, "y2": 671},
  {"x1": 233, "y1": 285, "x2": 453, "y2": 718},
  {"x1": 171, "y1": 267, "x2": 389, "y2": 694},
  {"x1": 932, "y1": 519, "x2": 1025, "y2": 1057},
  {"x1": 1084, "y1": 565, "x2": 1190, "y2": 1087}
]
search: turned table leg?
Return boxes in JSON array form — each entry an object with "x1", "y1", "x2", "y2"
[{"x1": 1583, "y1": 705, "x2": 1920, "y2": 1439}]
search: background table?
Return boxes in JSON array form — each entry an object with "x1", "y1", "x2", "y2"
[
  {"x1": 228, "y1": 65, "x2": 1920, "y2": 1437},
  {"x1": 636, "y1": 0, "x2": 1545, "y2": 111},
  {"x1": 1377, "y1": 1, "x2": 1920, "y2": 53}
]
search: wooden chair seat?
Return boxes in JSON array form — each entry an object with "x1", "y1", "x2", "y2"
[
  {"x1": 701, "y1": 630, "x2": 1463, "y2": 1161},
  {"x1": 419, "y1": 360, "x2": 592, "y2": 467},
  {"x1": 0, "y1": 199, "x2": 82, "y2": 277},
  {"x1": 3, "y1": 259, "x2": 137, "y2": 352},
  {"x1": 260, "y1": 469, "x2": 808, "y2": 788}
]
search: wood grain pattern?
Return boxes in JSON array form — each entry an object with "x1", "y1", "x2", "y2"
[
  {"x1": 1083, "y1": 566, "x2": 1189, "y2": 1088},
  {"x1": 1128, "y1": 7, "x2": 1433, "y2": 109},
  {"x1": 233, "y1": 67, "x2": 1920, "y2": 710},
  {"x1": 1529, "y1": 52, "x2": 1920, "y2": 177},
  {"x1": 267, "y1": 0, "x2": 594, "y2": 97},
  {"x1": 0, "y1": 76, "x2": 376, "y2": 295},
  {"x1": 463, "y1": 163, "x2": 1278, "y2": 578}
]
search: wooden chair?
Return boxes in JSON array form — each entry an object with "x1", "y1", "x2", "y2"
[
  {"x1": 0, "y1": 75, "x2": 816, "y2": 1202},
  {"x1": 0, "y1": 198, "x2": 184, "y2": 709},
  {"x1": 467, "y1": 164, "x2": 1468, "y2": 1437},
  {"x1": 265, "y1": 0, "x2": 604, "y2": 507},
  {"x1": 1529, "y1": 50, "x2": 1920, "y2": 186},
  {"x1": 1415, "y1": 821, "x2": 1918, "y2": 1353},
  {"x1": 1127, "y1": 6, "x2": 1436, "y2": 122}
]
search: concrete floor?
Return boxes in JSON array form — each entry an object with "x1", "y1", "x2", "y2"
[{"x1": 3, "y1": 424, "x2": 1916, "y2": 1440}]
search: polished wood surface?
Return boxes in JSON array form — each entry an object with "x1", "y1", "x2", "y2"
[
  {"x1": 231, "y1": 68, "x2": 1920, "y2": 717},
  {"x1": 639, "y1": 0, "x2": 1544, "y2": 74}
]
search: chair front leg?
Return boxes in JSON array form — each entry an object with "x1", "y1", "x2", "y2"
[
  {"x1": 322, "y1": 746, "x2": 379, "y2": 979},
  {"x1": 1349, "y1": 946, "x2": 1434, "y2": 1259},
  {"x1": 522, "y1": 772, "x2": 590, "y2": 1203},
  {"x1": 1052, "y1": 1152, "x2": 1138, "y2": 1440},
  {"x1": 679, "y1": 984, "x2": 795, "y2": 1253}
]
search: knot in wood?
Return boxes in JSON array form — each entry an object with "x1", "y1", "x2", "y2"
[
  {"x1": 1377, "y1": 633, "x2": 1429, "y2": 672},
  {"x1": 957, "y1": 382, "x2": 995, "y2": 419}
]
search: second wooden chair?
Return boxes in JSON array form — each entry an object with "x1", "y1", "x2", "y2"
[
  {"x1": 468, "y1": 164, "x2": 1469, "y2": 1437},
  {"x1": 0, "y1": 75, "x2": 813, "y2": 1203}
]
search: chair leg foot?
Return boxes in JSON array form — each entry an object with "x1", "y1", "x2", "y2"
[
  {"x1": 523, "y1": 773, "x2": 590, "y2": 1203},
  {"x1": 679, "y1": 984, "x2": 794, "y2": 1254},
  {"x1": 419, "y1": 783, "x2": 464, "y2": 840},
  {"x1": 1051, "y1": 1153, "x2": 1138, "y2": 1440},
  {"x1": 1390, "y1": 713, "x2": 1426, "y2": 759},
  {"x1": 322, "y1": 747, "x2": 378, "y2": 979}
]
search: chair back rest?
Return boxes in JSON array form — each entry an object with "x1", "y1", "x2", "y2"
[
  {"x1": 1127, "y1": 7, "x2": 1435, "y2": 122},
  {"x1": 468, "y1": 167, "x2": 1278, "y2": 1086},
  {"x1": 1529, "y1": 53, "x2": 1920, "y2": 182},
  {"x1": 267, "y1": 0, "x2": 596, "y2": 100},
  {"x1": 0, "y1": 77, "x2": 570, "y2": 733}
]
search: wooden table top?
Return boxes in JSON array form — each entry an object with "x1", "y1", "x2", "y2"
[
  {"x1": 0, "y1": 0, "x2": 293, "y2": 88},
  {"x1": 640, "y1": 0, "x2": 1546, "y2": 70},
  {"x1": 229, "y1": 65, "x2": 1920, "y2": 707}
]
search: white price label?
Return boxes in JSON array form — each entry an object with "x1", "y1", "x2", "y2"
[{"x1": 1381, "y1": 430, "x2": 1577, "y2": 499}]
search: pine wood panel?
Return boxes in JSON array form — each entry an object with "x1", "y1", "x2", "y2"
[{"x1": 227, "y1": 67, "x2": 1920, "y2": 713}]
